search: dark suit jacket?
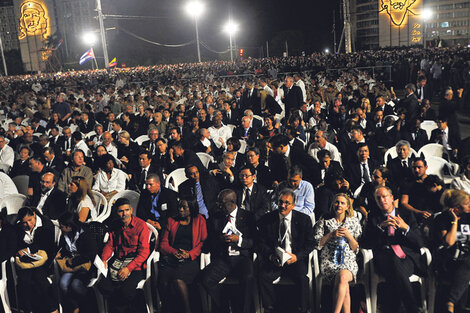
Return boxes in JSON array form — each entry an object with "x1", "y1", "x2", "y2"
[
  {"x1": 400, "y1": 128, "x2": 429, "y2": 151},
  {"x1": 223, "y1": 109, "x2": 241, "y2": 125},
  {"x1": 153, "y1": 152, "x2": 172, "y2": 175},
  {"x1": 386, "y1": 157, "x2": 415, "y2": 182},
  {"x1": 57, "y1": 135, "x2": 74, "y2": 154},
  {"x1": 375, "y1": 105, "x2": 395, "y2": 117},
  {"x1": 78, "y1": 120, "x2": 95, "y2": 134},
  {"x1": 142, "y1": 139, "x2": 158, "y2": 157},
  {"x1": 361, "y1": 207, "x2": 424, "y2": 273},
  {"x1": 178, "y1": 175, "x2": 220, "y2": 216},
  {"x1": 257, "y1": 210, "x2": 314, "y2": 262},
  {"x1": 345, "y1": 158, "x2": 380, "y2": 192},
  {"x1": 192, "y1": 139, "x2": 224, "y2": 161},
  {"x1": 415, "y1": 84, "x2": 432, "y2": 102},
  {"x1": 430, "y1": 128, "x2": 461, "y2": 150},
  {"x1": 269, "y1": 146, "x2": 319, "y2": 185},
  {"x1": 241, "y1": 89, "x2": 261, "y2": 114},
  {"x1": 10, "y1": 159, "x2": 31, "y2": 177},
  {"x1": 282, "y1": 85, "x2": 304, "y2": 113},
  {"x1": 253, "y1": 164, "x2": 272, "y2": 190},
  {"x1": 398, "y1": 93, "x2": 419, "y2": 123},
  {"x1": 313, "y1": 160, "x2": 343, "y2": 187},
  {"x1": 30, "y1": 188, "x2": 68, "y2": 220},
  {"x1": 0, "y1": 223, "x2": 17, "y2": 263},
  {"x1": 170, "y1": 150, "x2": 206, "y2": 174},
  {"x1": 235, "y1": 183, "x2": 269, "y2": 220},
  {"x1": 136, "y1": 187, "x2": 178, "y2": 227},
  {"x1": 129, "y1": 163, "x2": 162, "y2": 192},
  {"x1": 204, "y1": 208, "x2": 256, "y2": 258},
  {"x1": 233, "y1": 127, "x2": 258, "y2": 147},
  {"x1": 47, "y1": 155, "x2": 65, "y2": 174}
]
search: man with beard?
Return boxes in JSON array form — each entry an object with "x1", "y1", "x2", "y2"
[{"x1": 31, "y1": 172, "x2": 67, "y2": 220}]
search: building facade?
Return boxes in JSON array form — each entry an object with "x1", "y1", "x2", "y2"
[
  {"x1": 351, "y1": 0, "x2": 470, "y2": 49},
  {"x1": 0, "y1": 0, "x2": 19, "y2": 52}
]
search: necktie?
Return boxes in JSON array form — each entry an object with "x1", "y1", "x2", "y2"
[
  {"x1": 150, "y1": 143, "x2": 155, "y2": 155},
  {"x1": 402, "y1": 161, "x2": 407, "y2": 168},
  {"x1": 387, "y1": 215, "x2": 406, "y2": 259},
  {"x1": 243, "y1": 188, "x2": 251, "y2": 211},
  {"x1": 362, "y1": 163, "x2": 371, "y2": 183},
  {"x1": 140, "y1": 169, "x2": 147, "y2": 188},
  {"x1": 279, "y1": 218, "x2": 287, "y2": 249}
]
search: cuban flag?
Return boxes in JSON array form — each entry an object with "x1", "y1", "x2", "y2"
[{"x1": 79, "y1": 48, "x2": 95, "y2": 65}]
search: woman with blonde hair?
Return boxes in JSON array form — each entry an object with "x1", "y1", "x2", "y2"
[
  {"x1": 68, "y1": 176, "x2": 97, "y2": 222},
  {"x1": 314, "y1": 193, "x2": 362, "y2": 313},
  {"x1": 433, "y1": 189, "x2": 470, "y2": 313},
  {"x1": 361, "y1": 97, "x2": 371, "y2": 113}
]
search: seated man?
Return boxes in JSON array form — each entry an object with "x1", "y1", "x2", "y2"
[
  {"x1": 201, "y1": 189, "x2": 256, "y2": 313},
  {"x1": 345, "y1": 143, "x2": 379, "y2": 193},
  {"x1": 98, "y1": 198, "x2": 150, "y2": 313},
  {"x1": 361, "y1": 186, "x2": 425, "y2": 313},
  {"x1": 235, "y1": 165, "x2": 269, "y2": 220},
  {"x1": 57, "y1": 149, "x2": 93, "y2": 193},
  {"x1": 386, "y1": 140, "x2": 415, "y2": 182},
  {"x1": 31, "y1": 172, "x2": 67, "y2": 220},
  {"x1": 258, "y1": 188, "x2": 315, "y2": 313}
]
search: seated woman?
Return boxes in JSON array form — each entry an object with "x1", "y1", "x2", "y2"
[
  {"x1": 432, "y1": 189, "x2": 470, "y2": 313},
  {"x1": 260, "y1": 114, "x2": 279, "y2": 138},
  {"x1": 92, "y1": 154, "x2": 128, "y2": 201},
  {"x1": 57, "y1": 212, "x2": 97, "y2": 313},
  {"x1": 451, "y1": 156, "x2": 470, "y2": 194},
  {"x1": 68, "y1": 176, "x2": 97, "y2": 222},
  {"x1": 314, "y1": 193, "x2": 362, "y2": 313},
  {"x1": 159, "y1": 197, "x2": 207, "y2": 313},
  {"x1": 15, "y1": 207, "x2": 58, "y2": 313}
]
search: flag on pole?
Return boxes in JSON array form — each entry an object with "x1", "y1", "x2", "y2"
[
  {"x1": 79, "y1": 48, "x2": 95, "y2": 65},
  {"x1": 108, "y1": 57, "x2": 117, "y2": 67}
]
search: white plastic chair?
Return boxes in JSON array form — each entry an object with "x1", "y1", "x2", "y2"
[
  {"x1": 420, "y1": 121, "x2": 438, "y2": 140},
  {"x1": 164, "y1": 168, "x2": 188, "y2": 192},
  {"x1": 384, "y1": 115, "x2": 399, "y2": 122},
  {"x1": 0, "y1": 194, "x2": 28, "y2": 216},
  {"x1": 252, "y1": 115, "x2": 265, "y2": 127},
  {"x1": 12, "y1": 175, "x2": 29, "y2": 196},
  {"x1": 426, "y1": 156, "x2": 455, "y2": 184},
  {"x1": 0, "y1": 260, "x2": 12, "y2": 313},
  {"x1": 91, "y1": 190, "x2": 109, "y2": 223},
  {"x1": 227, "y1": 124, "x2": 236, "y2": 133},
  {"x1": 383, "y1": 146, "x2": 418, "y2": 166},
  {"x1": 314, "y1": 249, "x2": 372, "y2": 313},
  {"x1": 135, "y1": 135, "x2": 150, "y2": 146},
  {"x1": 368, "y1": 247, "x2": 431, "y2": 313},
  {"x1": 84, "y1": 131, "x2": 96, "y2": 139},
  {"x1": 107, "y1": 190, "x2": 141, "y2": 217},
  {"x1": 196, "y1": 152, "x2": 214, "y2": 169},
  {"x1": 418, "y1": 143, "x2": 447, "y2": 160},
  {"x1": 239, "y1": 139, "x2": 247, "y2": 154}
]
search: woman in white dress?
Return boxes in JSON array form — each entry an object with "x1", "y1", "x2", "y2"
[
  {"x1": 314, "y1": 193, "x2": 362, "y2": 313},
  {"x1": 68, "y1": 176, "x2": 97, "y2": 222},
  {"x1": 92, "y1": 154, "x2": 128, "y2": 201}
]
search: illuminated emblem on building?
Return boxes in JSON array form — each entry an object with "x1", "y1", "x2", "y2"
[
  {"x1": 379, "y1": 0, "x2": 420, "y2": 27},
  {"x1": 18, "y1": 0, "x2": 51, "y2": 40}
]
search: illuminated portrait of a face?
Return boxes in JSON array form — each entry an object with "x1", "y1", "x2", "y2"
[
  {"x1": 18, "y1": 0, "x2": 50, "y2": 40},
  {"x1": 379, "y1": 0, "x2": 419, "y2": 27}
]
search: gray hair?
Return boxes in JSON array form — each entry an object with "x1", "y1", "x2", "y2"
[
  {"x1": 395, "y1": 140, "x2": 410, "y2": 150},
  {"x1": 278, "y1": 188, "x2": 297, "y2": 204},
  {"x1": 405, "y1": 83, "x2": 416, "y2": 93}
]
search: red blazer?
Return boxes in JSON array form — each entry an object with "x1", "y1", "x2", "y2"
[{"x1": 159, "y1": 214, "x2": 207, "y2": 260}]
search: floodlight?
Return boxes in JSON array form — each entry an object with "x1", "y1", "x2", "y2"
[
  {"x1": 82, "y1": 32, "x2": 97, "y2": 46},
  {"x1": 185, "y1": 1, "x2": 204, "y2": 19},
  {"x1": 422, "y1": 8, "x2": 433, "y2": 21}
]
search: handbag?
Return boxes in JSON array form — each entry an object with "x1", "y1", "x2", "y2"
[
  {"x1": 56, "y1": 257, "x2": 92, "y2": 273},
  {"x1": 15, "y1": 249, "x2": 48, "y2": 270}
]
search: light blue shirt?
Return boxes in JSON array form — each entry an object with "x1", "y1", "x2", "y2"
[
  {"x1": 272, "y1": 180, "x2": 315, "y2": 216},
  {"x1": 195, "y1": 182, "x2": 209, "y2": 219}
]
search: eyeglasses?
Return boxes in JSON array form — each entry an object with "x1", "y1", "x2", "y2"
[
  {"x1": 239, "y1": 174, "x2": 253, "y2": 178},
  {"x1": 278, "y1": 200, "x2": 292, "y2": 206}
]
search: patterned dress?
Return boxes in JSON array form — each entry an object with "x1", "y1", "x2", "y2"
[{"x1": 313, "y1": 215, "x2": 362, "y2": 282}]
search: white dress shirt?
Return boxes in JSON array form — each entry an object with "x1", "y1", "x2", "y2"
[
  {"x1": 92, "y1": 168, "x2": 128, "y2": 193},
  {"x1": 208, "y1": 125, "x2": 232, "y2": 149},
  {"x1": 279, "y1": 211, "x2": 293, "y2": 253},
  {"x1": 0, "y1": 144, "x2": 15, "y2": 167}
]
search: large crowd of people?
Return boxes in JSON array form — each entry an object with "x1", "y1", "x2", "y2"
[{"x1": 0, "y1": 46, "x2": 470, "y2": 313}]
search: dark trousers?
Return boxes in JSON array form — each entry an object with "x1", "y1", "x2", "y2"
[
  {"x1": 17, "y1": 266, "x2": 58, "y2": 313},
  {"x1": 97, "y1": 270, "x2": 143, "y2": 313},
  {"x1": 374, "y1": 249, "x2": 420, "y2": 313},
  {"x1": 448, "y1": 258, "x2": 470, "y2": 305},
  {"x1": 258, "y1": 258, "x2": 309, "y2": 313},
  {"x1": 201, "y1": 255, "x2": 254, "y2": 313}
]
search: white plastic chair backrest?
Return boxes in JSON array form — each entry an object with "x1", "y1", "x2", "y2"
[
  {"x1": 85, "y1": 131, "x2": 96, "y2": 139},
  {"x1": 418, "y1": 143, "x2": 446, "y2": 159},
  {"x1": 107, "y1": 190, "x2": 141, "y2": 216},
  {"x1": 239, "y1": 139, "x2": 247, "y2": 154},
  {"x1": 165, "y1": 168, "x2": 188, "y2": 192},
  {"x1": 12, "y1": 175, "x2": 29, "y2": 196},
  {"x1": 227, "y1": 124, "x2": 236, "y2": 133},
  {"x1": 353, "y1": 184, "x2": 364, "y2": 199},
  {"x1": 384, "y1": 115, "x2": 399, "y2": 122},
  {"x1": 92, "y1": 190, "x2": 109, "y2": 222},
  {"x1": 383, "y1": 146, "x2": 417, "y2": 165},
  {"x1": 0, "y1": 194, "x2": 27, "y2": 216},
  {"x1": 420, "y1": 121, "x2": 438, "y2": 140},
  {"x1": 135, "y1": 135, "x2": 150, "y2": 146},
  {"x1": 253, "y1": 115, "x2": 265, "y2": 127},
  {"x1": 196, "y1": 152, "x2": 214, "y2": 168},
  {"x1": 426, "y1": 156, "x2": 452, "y2": 179},
  {"x1": 69, "y1": 124, "x2": 78, "y2": 133}
]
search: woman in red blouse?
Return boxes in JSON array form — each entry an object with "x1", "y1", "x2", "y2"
[{"x1": 159, "y1": 197, "x2": 207, "y2": 313}]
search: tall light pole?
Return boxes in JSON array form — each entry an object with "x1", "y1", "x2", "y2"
[
  {"x1": 96, "y1": 0, "x2": 109, "y2": 67},
  {"x1": 0, "y1": 33, "x2": 7, "y2": 76},
  {"x1": 422, "y1": 8, "x2": 433, "y2": 48},
  {"x1": 185, "y1": 1, "x2": 204, "y2": 63},
  {"x1": 223, "y1": 21, "x2": 238, "y2": 62}
]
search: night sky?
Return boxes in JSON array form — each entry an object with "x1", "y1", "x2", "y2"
[{"x1": 100, "y1": 0, "x2": 341, "y2": 65}]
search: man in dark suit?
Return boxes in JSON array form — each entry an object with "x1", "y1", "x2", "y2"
[
  {"x1": 245, "y1": 147, "x2": 272, "y2": 190},
  {"x1": 375, "y1": 96, "x2": 395, "y2": 117},
  {"x1": 130, "y1": 151, "x2": 161, "y2": 192},
  {"x1": 234, "y1": 165, "x2": 269, "y2": 220},
  {"x1": 232, "y1": 116, "x2": 258, "y2": 147},
  {"x1": 10, "y1": 146, "x2": 32, "y2": 177},
  {"x1": 78, "y1": 112, "x2": 95, "y2": 134},
  {"x1": 136, "y1": 173, "x2": 178, "y2": 231},
  {"x1": 141, "y1": 128, "x2": 160, "y2": 158},
  {"x1": 415, "y1": 76, "x2": 431, "y2": 103},
  {"x1": 240, "y1": 82, "x2": 261, "y2": 114},
  {"x1": 154, "y1": 138, "x2": 172, "y2": 175},
  {"x1": 345, "y1": 143, "x2": 380, "y2": 192},
  {"x1": 169, "y1": 140, "x2": 205, "y2": 174},
  {"x1": 313, "y1": 149, "x2": 343, "y2": 188},
  {"x1": 222, "y1": 102, "x2": 241, "y2": 125},
  {"x1": 395, "y1": 83, "x2": 419, "y2": 124},
  {"x1": 57, "y1": 126, "x2": 74, "y2": 156},
  {"x1": 430, "y1": 116, "x2": 461, "y2": 156},
  {"x1": 400, "y1": 118, "x2": 429, "y2": 151},
  {"x1": 42, "y1": 147, "x2": 65, "y2": 174},
  {"x1": 201, "y1": 189, "x2": 257, "y2": 313},
  {"x1": 30, "y1": 172, "x2": 67, "y2": 220},
  {"x1": 361, "y1": 186, "x2": 424, "y2": 313},
  {"x1": 281, "y1": 76, "x2": 303, "y2": 118},
  {"x1": 178, "y1": 164, "x2": 219, "y2": 218},
  {"x1": 269, "y1": 134, "x2": 319, "y2": 186},
  {"x1": 386, "y1": 140, "x2": 415, "y2": 182},
  {"x1": 257, "y1": 188, "x2": 315, "y2": 313}
]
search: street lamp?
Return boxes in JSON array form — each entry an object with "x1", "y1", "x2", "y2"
[
  {"x1": 185, "y1": 1, "x2": 204, "y2": 63},
  {"x1": 224, "y1": 21, "x2": 239, "y2": 62},
  {"x1": 324, "y1": 48, "x2": 330, "y2": 54},
  {"x1": 82, "y1": 31, "x2": 99, "y2": 68},
  {"x1": 422, "y1": 8, "x2": 433, "y2": 48}
]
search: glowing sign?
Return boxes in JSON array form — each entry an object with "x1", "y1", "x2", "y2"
[
  {"x1": 18, "y1": 0, "x2": 51, "y2": 40},
  {"x1": 379, "y1": 0, "x2": 420, "y2": 27},
  {"x1": 412, "y1": 23, "x2": 422, "y2": 43}
]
